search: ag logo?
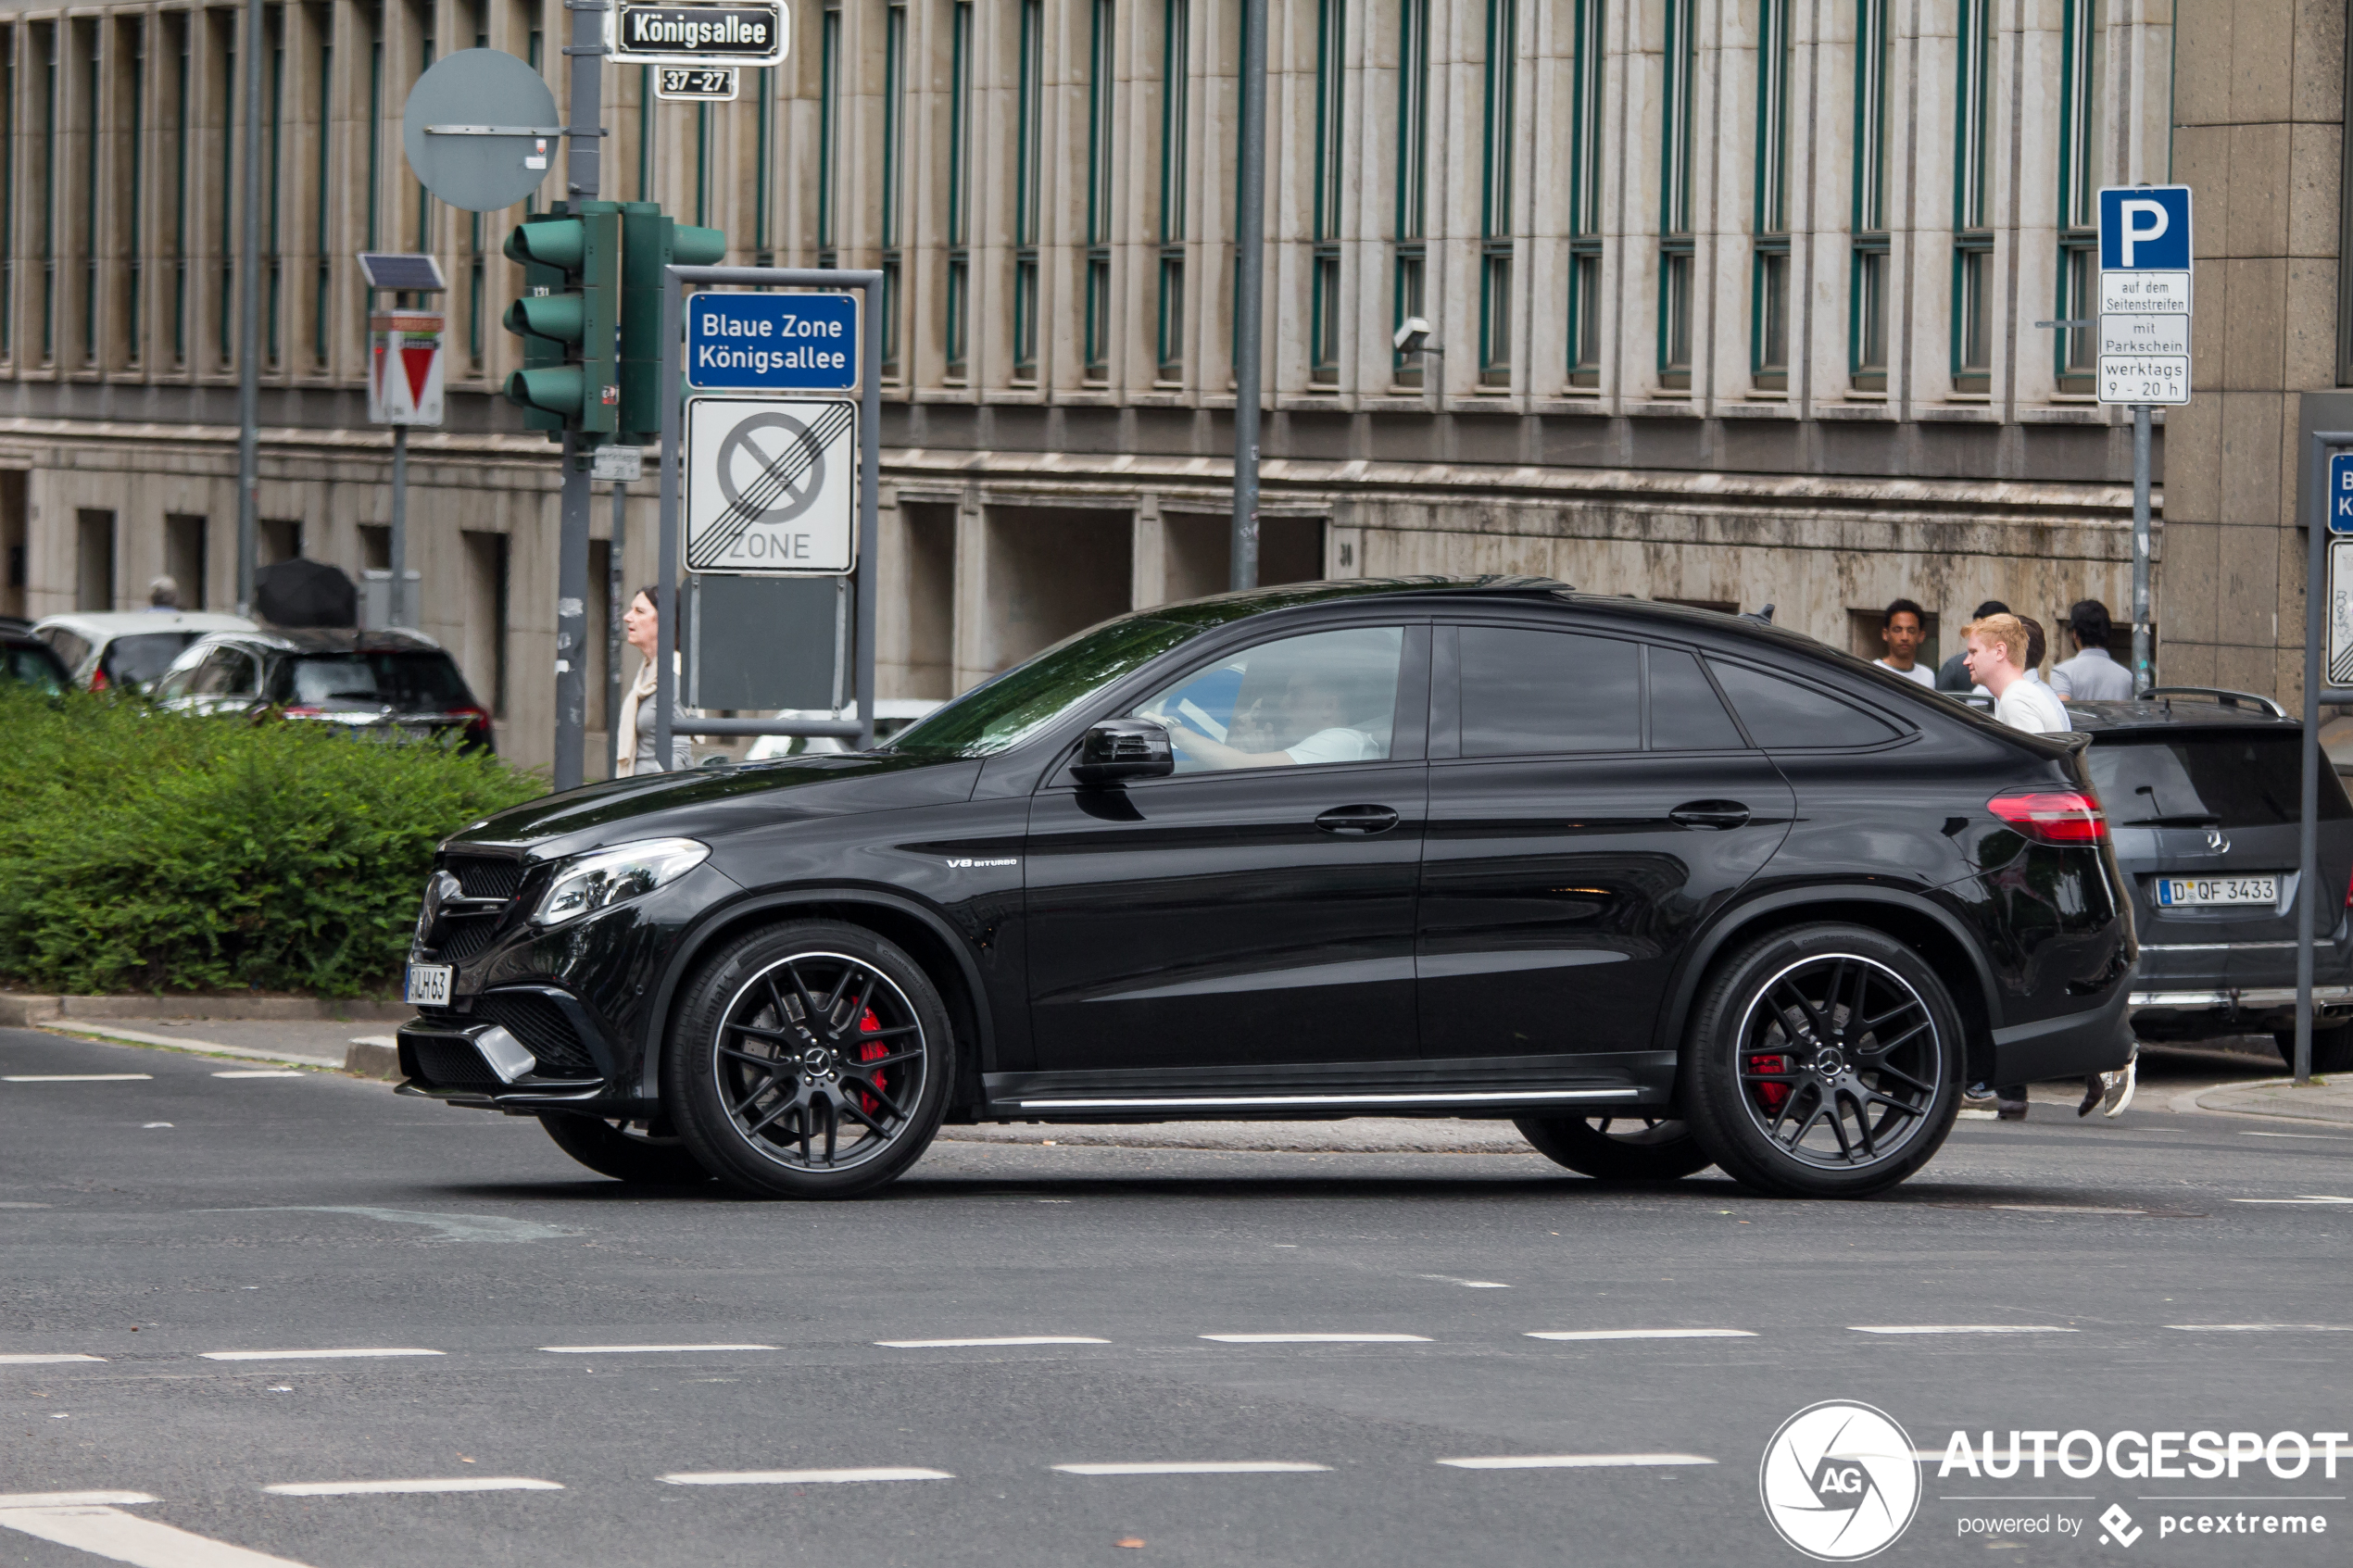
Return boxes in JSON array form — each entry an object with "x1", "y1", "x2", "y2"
[{"x1": 1759, "y1": 1400, "x2": 1920, "y2": 1561}]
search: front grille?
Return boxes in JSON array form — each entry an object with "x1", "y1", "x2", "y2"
[
  {"x1": 444, "y1": 855, "x2": 525, "y2": 901},
  {"x1": 434, "y1": 916, "x2": 501, "y2": 963},
  {"x1": 405, "y1": 1036, "x2": 501, "y2": 1088},
  {"x1": 472, "y1": 991, "x2": 598, "y2": 1076}
]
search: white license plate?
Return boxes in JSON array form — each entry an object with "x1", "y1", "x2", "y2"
[
  {"x1": 404, "y1": 963, "x2": 453, "y2": 1007},
  {"x1": 2156, "y1": 876, "x2": 2279, "y2": 908}
]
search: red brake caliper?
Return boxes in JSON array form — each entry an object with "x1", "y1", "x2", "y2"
[
  {"x1": 1748, "y1": 1054, "x2": 1793, "y2": 1112},
  {"x1": 855, "y1": 1007, "x2": 887, "y2": 1117}
]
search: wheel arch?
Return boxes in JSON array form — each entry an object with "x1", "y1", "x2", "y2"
[
  {"x1": 637, "y1": 886, "x2": 997, "y2": 1113},
  {"x1": 1658, "y1": 886, "x2": 2000, "y2": 1087}
]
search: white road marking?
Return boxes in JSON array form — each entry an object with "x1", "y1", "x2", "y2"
[
  {"x1": 199, "y1": 1207, "x2": 579, "y2": 1244},
  {"x1": 1957, "y1": 1108, "x2": 1998, "y2": 1120},
  {"x1": 199, "y1": 1348, "x2": 444, "y2": 1361},
  {"x1": 211, "y1": 1072, "x2": 305, "y2": 1080},
  {"x1": 1437, "y1": 1453, "x2": 1716, "y2": 1470},
  {"x1": 875, "y1": 1336, "x2": 1110, "y2": 1348},
  {"x1": 661, "y1": 1469, "x2": 952, "y2": 1486},
  {"x1": 143, "y1": 1124, "x2": 173, "y2": 1129},
  {"x1": 0, "y1": 1353, "x2": 104, "y2": 1364},
  {"x1": 1525, "y1": 1329, "x2": 1755, "y2": 1342},
  {"x1": 4, "y1": 1074, "x2": 153, "y2": 1083},
  {"x1": 2232, "y1": 1195, "x2": 2353, "y2": 1205},
  {"x1": 0, "y1": 1503, "x2": 319, "y2": 1568},
  {"x1": 2239, "y1": 1131, "x2": 2353, "y2": 1141},
  {"x1": 262, "y1": 1478, "x2": 561, "y2": 1497},
  {"x1": 538, "y1": 1344, "x2": 774, "y2": 1354},
  {"x1": 1200, "y1": 1334, "x2": 1430, "y2": 1344},
  {"x1": 1849, "y1": 1324, "x2": 2079, "y2": 1335},
  {"x1": 0, "y1": 1201, "x2": 52, "y2": 1208},
  {"x1": 1418, "y1": 1275, "x2": 1510, "y2": 1288},
  {"x1": 1990, "y1": 1204, "x2": 2149, "y2": 1215},
  {"x1": 1053, "y1": 1461, "x2": 1330, "y2": 1476},
  {"x1": 2166, "y1": 1323, "x2": 2353, "y2": 1332},
  {"x1": 0, "y1": 1494, "x2": 156, "y2": 1509}
]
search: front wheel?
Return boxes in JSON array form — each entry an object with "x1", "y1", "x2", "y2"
[
  {"x1": 664, "y1": 920, "x2": 952, "y2": 1199},
  {"x1": 1514, "y1": 1115, "x2": 1713, "y2": 1181},
  {"x1": 537, "y1": 1112, "x2": 712, "y2": 1185},
  {"x1": 1680, "y1": 924, "x2": 1962, "y2": 1198}
]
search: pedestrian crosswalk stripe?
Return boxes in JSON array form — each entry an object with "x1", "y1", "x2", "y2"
[
  {"x1": 0, "y1": 1353, "x2": 105, "y2": 1364},
  {"x1": 200, "y1": 1348, "x2": 445, "y2": 1361},
  {"x1": 1525, "y1": 1329, "x2": 1755, "y2": 1341},
  {"x1": 875, "y1": 1336, "x2": 1109, "y2": 1348},
  {"x1": 263, "y1": 1478, "x2": 561, "y2": 1497},
  {"x1": 661, "y1": 1469, "x2": 952, "y2": 1486},
  {"x1": 0, "y1": 1502, "x2": 316, "y2": 1568},
  {"x1": 539, "y1": 1344, "x2": 774, "y2": 1354},
  {"x1": 1054, "y1": 1461, "x2": 1330, "y2": 1475},
  {"x1": 1437, "y1": 1453, "x2": 1716, "y2": 1470}
]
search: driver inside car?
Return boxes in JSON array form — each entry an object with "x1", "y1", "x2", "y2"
[{"x1": 1143, "y1": 668, "x2": 1384, "y2": 769}]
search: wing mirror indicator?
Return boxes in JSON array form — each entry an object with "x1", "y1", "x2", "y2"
[{"x1": 1073, "y1": 720, "x2": 1175, "y2": 785}]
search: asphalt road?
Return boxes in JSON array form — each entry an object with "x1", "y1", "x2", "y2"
[{"x1": 4, "y1": 1027, "x2": 2351, "y2": 1568}]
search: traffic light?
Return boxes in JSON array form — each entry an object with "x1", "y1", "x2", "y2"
[
  {"x1": 618, "y1": 203, "x2": 727, "y2": 444},
  {"x1": 501, "y1": 201, "x2": 622, "y2": 439}
]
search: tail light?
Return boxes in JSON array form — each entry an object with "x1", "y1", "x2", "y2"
[
  {"x1": 281, "y1": 705, "x2": 322, "y2": 718},
  {"x1": 454, "y1": 706, "x2": 495, "y2": 749},
  {"x1": 88, "y1": 667, "x2": 107, "y2": 692},
  {"x1": 1987, "y1": 789, "x2": 2108, "y2": 845},
  {"x1": 2344, "y1": 867, "x2": 2352, "y2": 909}
]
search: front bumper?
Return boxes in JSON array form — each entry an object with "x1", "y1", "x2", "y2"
[{"x1": 395, "y1": 1017, "x2": 640, "y2": 1113}]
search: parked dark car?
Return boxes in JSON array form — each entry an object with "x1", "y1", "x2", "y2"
[
  {"x1": 1, "y1": 618, "x2": 69, "y2": 693},
  {"x1": 153, "y1": 628, "x2": 495, "y2": 751},
  {"x1": 394, "y1": 578, "x2": 2135, "y2": 1200},
  {"x1": 2067, "y1": 688, "x2": 2353, "y2": 1073}
]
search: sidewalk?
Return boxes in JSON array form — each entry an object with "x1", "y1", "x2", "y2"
[
  {"x1": 2193, "y1": 1076, "x2": 2353, "y2": 1124},
  {"x1": 28, "y1": 1017, "x2": 398, "y2": 1077}
]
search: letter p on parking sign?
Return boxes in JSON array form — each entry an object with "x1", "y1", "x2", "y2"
[{"x1": 2099, "y1": 186, "x2": 2192, "y2": 270}]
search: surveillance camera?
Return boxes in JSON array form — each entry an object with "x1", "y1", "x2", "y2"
[{"x1": 1392, "y1": 316, "x2": 1434, "y2": 355}]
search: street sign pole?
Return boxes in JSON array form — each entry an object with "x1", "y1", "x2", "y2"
[
  {"x1": 2300, "y1": 437, "x2": 2353, "y2": 1086},
  {"x1": 1229, "y1": 0, "x2": 1265, "y2": 593},
  {"x1": 609, "y1": 481, "x2": 626, "y2": 778},
  {"x1": 550, "y1": 2, "x2": 609, "y2": 792},
  {"x1": 235, "y1": 0, "x2": 262, "y2": 616},
  {"x1": 2095, "y1": 184, "x2": 2194, "y2": 695},
  {"x1": 2133, "y1": 403, "x2": 2152, "y2": 693}
]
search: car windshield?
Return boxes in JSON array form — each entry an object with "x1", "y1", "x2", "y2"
[
  {"x1": 99, "y1": 632, "x2": 202, "y2": 689},
  {"x1": 2086, "y1": 732, "x2": 2352, "y2": 827},
  {"x1": 276, "y1": 652, "x2": 474, "y2": 710},
  {"x1": 885, "y1": 616, "x2": 1211, "y2": 758},
  {"x1": 6, "y1": 645, "x2": 65, "y2": 694}
]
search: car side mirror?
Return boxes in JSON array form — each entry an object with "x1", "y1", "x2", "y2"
[{"x1": 1073, "y1": 719, "x2": 1175, "y2": 785}]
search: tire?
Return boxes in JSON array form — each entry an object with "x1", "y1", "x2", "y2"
[
  {"x1": 1514, "y1": 1115, "x2": 1714, "y2": 1182},
  {"x1": 2272, "y1": 1025, "x2": 2353, "y2": 1076},
  {"x1": 663, "y1": 919, "x2": 952, "y2": 1199},
  {"x1": 1680, "y1": 923, "x2": 1962, "y2": 1198},
  {"x1": 537, "y1": 1111, "x2": 713, "y2": 1185}
]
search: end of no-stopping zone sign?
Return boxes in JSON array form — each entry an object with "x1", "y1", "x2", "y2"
[{"x1": 684, "y1": 396, "x2": 857, "y2": 575}]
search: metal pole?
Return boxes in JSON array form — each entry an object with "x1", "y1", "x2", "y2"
[
  {"x1": 550, "y1": 0, "x2": 606, "y2": 790},
  {"x1": 389, "y1": 425, "x2": 409, "y2": 628},
  {"x1": 2295, "y1": 433, "x2": 2353, "y2": 1085},
  {"x1": 2131, "y1": 403, "x2": 2153, "y2": 694},
  {"x1": 654, "y1": 271, "x2": 683, "y2": 773},
  {"x1": 608, "y1": 481, "x2": 626, "y2": 778},
  {"x1": 856, "y1": 282, "x2": 878, "y2": 749},
  {"x1": 1228, "y1": 0, "x2": 1266, "y2": 592},
  {"x1": 233, "y1": 0, "x2": 262, "y2": 615}
]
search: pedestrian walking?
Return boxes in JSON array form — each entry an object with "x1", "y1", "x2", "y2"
[
  {"x1": 2048, "y1": 599, "x2": 2134, "y2": 699},
  {"x1": 1936, "y1": 600, "x2": 2007, "y2": 692},
  {"x1": 614, "y1": 585, "x2": 695, "y2": 777},
  {"x1": 1871, "y1": 598, "x2": 1935, "y2": 688}
]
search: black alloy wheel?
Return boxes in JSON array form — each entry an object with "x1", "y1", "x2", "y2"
[
  {"x1": 2272, "y1": 1025, "x2": 2353, "y2": 1077},
  {"x1": 1682, "y1": 924, "x2": 1960, "y2": 1198},
  {"x1": 666, "y1": 920, "x2": 951, "y2": 1198},
  {"x1": 1514, "y1": 1114, "x2": 1714, "y2": 1182},
  {"x1": 536, "y1": 1111, "x2": 712, "y2": 1185}
]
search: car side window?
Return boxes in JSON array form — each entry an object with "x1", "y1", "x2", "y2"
[
  {"x1": 1707, "y1": 659, "x2": 1899, "y2": 748},
  {"x1": 191, "y1": 646, "x2": 258, "y2": 697},
  {"x1": 1648, "y1": 646, "x2": 1747, "y2": 749},
  {"x1": 1458, "y1": 627, "x2": 1641, "y2": 756},
  {"x1": 1131, "y1": 626, "x2": 1404, "y2": 772}
]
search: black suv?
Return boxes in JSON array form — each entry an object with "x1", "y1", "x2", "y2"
[
  {"x1": 154, "y1": 628, "x2": 495, "y2": 751},
  {"x1": 395, "y1": 579, "x2": 2134, "y2": 1199},
  {"x1": 2067, "y1": 689, "x2": 2353, "y2": 1073}
]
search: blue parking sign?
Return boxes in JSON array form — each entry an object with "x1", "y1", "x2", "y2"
[
  {"x1": 2098, "y1": 186, "x2": 2192, "y2": 270},
  {"x1": 686, "y1": 292, "x2": 861, "y2": 392},
  {"x1": 2332, "y1": 452, "x2": 2353, "y2": 535}
]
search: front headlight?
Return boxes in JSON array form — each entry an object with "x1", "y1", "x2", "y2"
[{"x1": 534, "y1": 837, "x2": 710, "y2": 927}]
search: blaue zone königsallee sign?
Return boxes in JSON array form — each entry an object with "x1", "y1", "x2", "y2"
[
  {"x1": 686, "y1": 293, "x2": 860, "y2": 393},
  {"x1": 610, "y1": 2, "x2": 787, "y2": 67}
]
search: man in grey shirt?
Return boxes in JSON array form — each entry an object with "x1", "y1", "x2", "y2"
[{"x1": 2048, "y1": 599, "x2": 2134, "y2": 699}]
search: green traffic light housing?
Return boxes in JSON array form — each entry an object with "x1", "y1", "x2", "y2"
[
  {"x1": 503, "y1": 292, "x2": 585, "y2": 343},
  {"x1": 499, "y1": 204, "x2": 621, "y2": 439},
  {"x1": 616, "y1": 205, "x2": 729, "y2": 443}
]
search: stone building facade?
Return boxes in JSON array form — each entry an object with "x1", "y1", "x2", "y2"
[{"x1": 0, "y1": 0, "x2": 2202, "y2": 775}]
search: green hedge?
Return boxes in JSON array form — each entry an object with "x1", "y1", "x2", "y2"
[{"x1": 0, "y1": 689, "x2": 543, "y2": 997}]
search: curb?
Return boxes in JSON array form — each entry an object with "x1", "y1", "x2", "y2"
[
  {"x1": 36, "y1": 1022, "x2": 405, "y2": 1082},
  {"x1": 0, "y1": 994, "x2": 410, "y2": 1027},
  {"x1": 344, "y1": 1039, "x2": 402, "y2": 1080}
]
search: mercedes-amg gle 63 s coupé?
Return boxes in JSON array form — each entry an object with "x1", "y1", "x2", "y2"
[{"x1": 396, "y1": 579, "x2": 2135, "y2": 1199}]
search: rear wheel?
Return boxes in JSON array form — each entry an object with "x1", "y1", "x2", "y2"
[
  {"x1": 1681, "y1": 924, "x2": 1961, "y2": 1198},
  {"x1": 537, "y1": 1112, "x2": 711, "y2": 1185},
  {"x1": 1514, "y1": 1115, "x2": 1713, "y2": 1182},
  {"x1": 2272, "y1": 1025, "x2": 2353, "y2": 1076}
]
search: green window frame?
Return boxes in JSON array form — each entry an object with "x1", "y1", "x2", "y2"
[
  {"x1": 635, "y1": 61, "x2": 648, "y2": 202},
  {"x1": 463, "y1": 2, "x2": 483, "y2": 369},
  {"x1": 880, "y1": 2, "x2": 906, "y2": 380},
  {"x1": 1390, "y1": 0, "x2": 1426, "y2": 387},
  {"x1": 81, "y1": 23, "x2": 95, "y2": 367},
  {"x1": 1083, "y1": 0, "x2": 1113, "y2": 383},
  {"x1": 128, "y1": 20, "x2": 146, "y2": 367},
  {"x1": 2055, "y1": 0, "x2": 2100, "y2": 394},
  {"x1": 314, "y1": 24, "x2": 331, "y2": 369},
  {"x1": 1307, "y1": 0, "x2": 1342, "y2": 387},
  {"x1": 411, "y1": 13, "x2": 429, "y2": 262},
  {"x1": 1849, "y1": 0, "x2": 1890, "y2": 392},
  {"x1": 1013, "y1": 0, "x2": 1042, "y2": 382},
  {"x1": 1659, "y1": 0, "x2": 1696, "y2": 390},
  {"x1": 1478, "y1": 0, "x2": 1515, "y2": 389},
  {"x1": 3, "y1": 26, "x2": 17, "y2": 362},
  {"x1": 43, "y1": 22, "x2": 57, "y2": 366},
  {"x1": 945, "y1": 0, "x2": 972, "y2": 381},
  {"x1": 754, "y1": 65, "x2": 773, "y2": 263},
  {"x1": 1562, "y1": 0, "x2": 1603, "y2": 388},
  {"x1": 1951, "y1": 0, "x2": 1994, "y2": 394},
  {"x1": 365, "y1": 26, "x2": 380, "y2": 245},
  {"x1": 267, "y1": 7, "x2": 283, "y2": 367},
  {"x1": 817, "y1": 2, "x2": 838, "y2": 265},
  {"x1": 173, "y1": 16, "x2": 189, "y2": 365},
  {"x1": 1751, "y1": 0, "x2": 1791, "y2": 391},
  {"x1": 1156, "y1": 0, "x2": 1188, "y2": 383}
]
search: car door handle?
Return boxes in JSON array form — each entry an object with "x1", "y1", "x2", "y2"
[
  {"x1": 1669, "y1": 800, "x2": 1751, "y2": 831},
  {"x1": 1315, "y1": 804, "x2": 1401, "y2": 835}
]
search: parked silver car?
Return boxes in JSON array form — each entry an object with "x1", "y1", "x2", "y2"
[{"x1": 33, "y1": 610, "x2": 257, "y2": 693}]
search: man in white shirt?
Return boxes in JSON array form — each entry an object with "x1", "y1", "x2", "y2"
[
  {"x1": 1871, "y1": 598, "x2": 1936, "y2": 688},
  {"x1": 2048, "y1": 599, "x2": 2135, "y2": 700},
  {"x1": 1963, "y1": 613, "x2": 2070, "y2": 734}
]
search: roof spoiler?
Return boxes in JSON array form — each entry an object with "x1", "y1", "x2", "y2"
[{"x1": 2143, "y1": 685, "x2": 2288, "y2": 719}]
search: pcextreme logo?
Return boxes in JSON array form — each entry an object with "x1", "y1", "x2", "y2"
[{"x1": 1760, "y1": 1400, "x2": 1922, "y2": 1561}]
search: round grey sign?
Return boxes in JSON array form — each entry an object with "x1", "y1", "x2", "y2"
[{"x1": 401, "y1": 49, "x2": 561, "y2": 213}]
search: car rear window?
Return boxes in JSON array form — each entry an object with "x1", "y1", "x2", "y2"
[
  {"x1": 6, "y1": 644, "x2": 65, "y2": 693},
  {"x1": 275, "y1": 652, "x2": 475, "y2": 709},
  {"x1": 1459, "y1": 628, "x2": 1641, "y2": 755},
  {"x1": 99, "y1": 631, "x2": 202, "y2": 688},
  {"x1": 2086, "y1": 732, "x2": 2353, "y2": 827},
  {"x1": 1708, "y1": 659, "x2": 1901, "y2": 748}
]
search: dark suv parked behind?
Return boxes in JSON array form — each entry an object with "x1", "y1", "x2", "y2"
[{"x1": 155, "y1": 628, "x2": 495, "y2": 751}]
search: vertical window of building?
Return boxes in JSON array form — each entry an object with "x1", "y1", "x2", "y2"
[
  {"x1": 817, "y1": 1, "x2": 839, "y2": 267},
  {"x1": 2055, "y1": 0, "x2": 2100, "y2": 394},
  {"x1": 1013, "y1": 0, "x2": 1042, "y2": 383},
  {"x1": 172, "y1": 17, "x2": 189, "y2": 365},
  {"x1": 1657, "y1": 0, "x2": 1695, "y2": 389},
  {"x1": 268, "y1": 7, "x2": 284, "y2": 367},
  {"x1": 695, "y1": 100, "x2": 710, "y2": 226},
  {"x1": 313, "y1": 19, "x2": 330, "y2": 369},
  {"x1": 2, "y1": 28, "x2": 16, "y2": 363},
  {"x1": 945, "y1": 0, "x2": 972, "y2": 381},
  {"x1": 81, "y1": 23, "x2": 97, "y2": 367},
  {"x1": 42, "y1": 23, "x2": 56, "y2": 366},
  {"x1": 1391, "y1": 0, "x2": 1425, "y2": 387},
  {"x1": 128, "y1": 20, "x2": 147, "y2": 367},
  {"x1": 1478, "y1": 0, "x2": 1516, "y2": 388},
  {"x1": 412, "y1": 13, "x2": 430, "y2": 263},
  {"x1": 1308, "y1": 0, "x2": 1342, "y2": 387},
  {"x1": 1952, "y1": 0, "x2": 1994, "y2": 394},
  {"x1": 880, "y1": 2, "x2": 907, "y2": 381},
  {"x1": 218, "y1": 15, "x2": 234, "y2": 366},
  {"x1": 1849, "y1": 0, "x2": 1890, "y2": 392},
  {"x1": 464, "y1": 2, "x2": 483, "y2": 370},
  {"x1": 366, "y1": 20, "x2": 381, "y2": 245},
  {"x1": 1564, "y1": 0, "x2": 1604, "y2": 387},
  {"x1": 1083, "y1": 0, "x2": 1113, "y2": 383},
  {"x1": 754, "y1": 66, "x2": 773, "y2": 264},
  {"x1": 1157, "y1": 0, "x2": 1188, "y2": 383},
  {"x1": 635, "y1": 64, "x2": 649, "y2": 201},
  {"x1": 1751, "y1": 0, "x2": 1790, "y2": 391}
]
